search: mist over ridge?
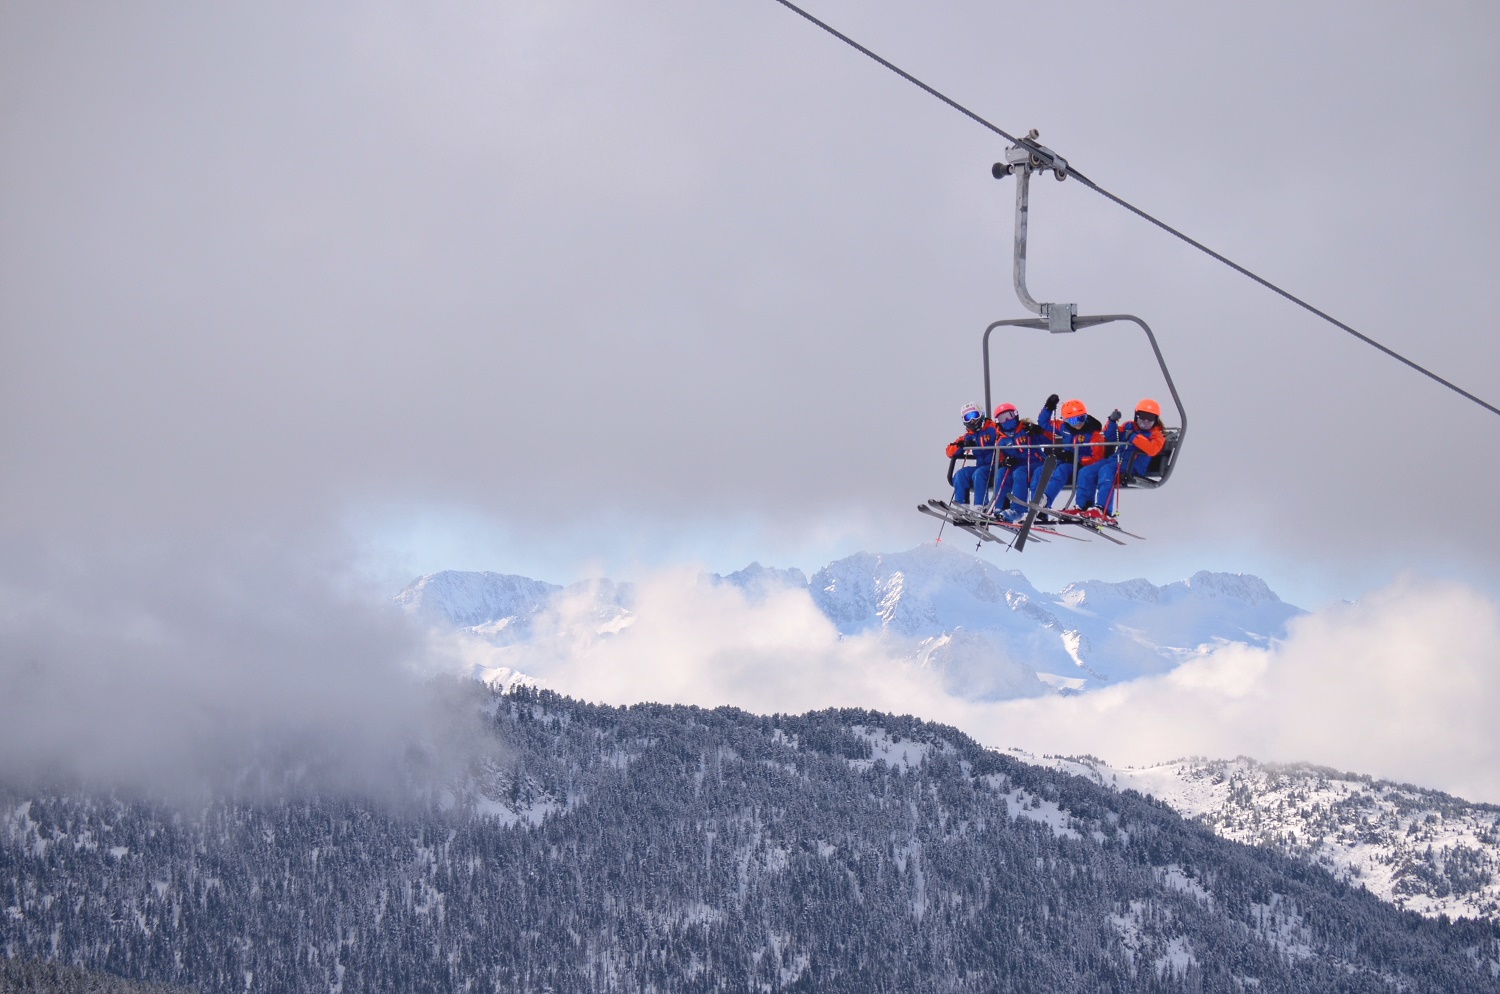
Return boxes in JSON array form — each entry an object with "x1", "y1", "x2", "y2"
[{"x1": 399, "y1": 545, "x2": 1500, "y2": 806}]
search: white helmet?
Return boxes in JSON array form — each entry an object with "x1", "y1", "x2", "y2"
[{"x1": 960, "y1": 402, "x2": 983, "y2": 425}]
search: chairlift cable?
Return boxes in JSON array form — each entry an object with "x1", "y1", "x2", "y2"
[{"x1": 769, "y1": 0, "x2": 1500, "y2": 419}]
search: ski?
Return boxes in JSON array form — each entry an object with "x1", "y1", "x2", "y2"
[
  {"x1": 1056, "y1": 509, "x2": 1147, "y2": 541},
  {"x1": 926, "y1": 499, "x2": 1002, "y2": 525},
  {"x1": 918, "y1": 503, "x2": 995, "y2": 538},
  {"x1": 1074, "y1": 522, "x2": 1128, "y2": 545},
  {"x1": 925, "y1": 500, "x2": 1083, "y2": 542},
  {"x1": 1037, "y1": 512, "x2": 1128, "y2": 545},
  {"x1": 918, "y1": 502, "x2": 1052, "y2": 545},
  {"x1": 989, "y1": 517, "x2": 1088, "y2": 542},
  {"x1": 1012, "y1": 455, "x2": 1055, "y2": 553},
  {"x1": 1007, "y1": 496, "x2": 1146, "y2": 542}
]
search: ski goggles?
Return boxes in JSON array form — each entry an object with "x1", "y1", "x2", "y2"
[
  {"x1": 1134, "y1": 412, "x2": 1158, "y2": 425},
  {"x1": 1065, "y1": 415, "x2": 1087, "y2": 427},
  {"x1": 963, "y1": 411, "x2": 984, "y2": 424}
]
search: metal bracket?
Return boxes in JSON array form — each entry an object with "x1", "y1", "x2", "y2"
[
  {"x1": 1047, "y1": 302, "x2": 1077, "y2": 333},
  {"x1": 993, "y1": 131, "x2": 1074, "y2": 330}
]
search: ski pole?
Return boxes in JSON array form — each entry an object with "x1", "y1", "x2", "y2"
[{"x1": 988, "y1": 464, "x2": 1014, "y2": 517}]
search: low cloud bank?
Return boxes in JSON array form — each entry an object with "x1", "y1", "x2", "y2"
[
  {"x1": 986, "y1": 576, "x2": 1500, "y2": 803},
  {"x1": 438, "y1": 570, "x2": 961, "y2": 719},
  {"x1": 456, "y1": 570, "x2": 1500, "y2": 804},
  {"x1": 0, "y1": 533, "x2": 478, "y2": 800}
]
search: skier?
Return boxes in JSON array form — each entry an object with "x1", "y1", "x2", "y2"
[
  {"x1": 1035, "y1": 394, "x2": 1115, "y2": 520},
  {"x1": 1113, "y1": 398, "x2": 1168, "y2": 487},
  {"x1": 946, "y1": 403, "x2": 1000, "y2": 509},
  {"x1": 991, "y1": 402, "x2": 1049, "y2": 522}
]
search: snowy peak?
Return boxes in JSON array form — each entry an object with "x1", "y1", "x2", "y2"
[
  {"x1": 809, "y1": 544, "x2": 1039, "y2": 639},
  {"x1": 1170, "y1": 571, "x2": 1282, "y2": 606},
  {"x1": 1058, "y1": 577, "x2": 1162, "y2": 608},
  {"x1": 719, "y1": 562, "x2": 809, "y2": 596},
  {"x1": 1058, "y1": 572, "x2": 1281, "y2": 611},
  {"x1": 395, "y1": 570, "x2": 560, "y2": 630}
]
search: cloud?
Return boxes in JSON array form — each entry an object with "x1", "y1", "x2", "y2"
[
  {"x1": 0, "y1": 531, "x2": 483, "y2": 801},
  {"x1": 982, "y1": 575, "x2": 1500, "y2": 803},
  {"x1": 446, "y1": 569, "x2": 960, "y2": 720},
  {"x1": 447, "y1": 569, "x2": 1500, "y2": 804}
]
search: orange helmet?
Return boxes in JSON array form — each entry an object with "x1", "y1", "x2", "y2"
[
  {"x1": 1059, "y1": 399, "x2": 1087, "y2": 421},
  {"x1": 993, "y1": 402, "x2": 1018, "y2": 421},
  {"x1": 1135, "y1": 398, "x2": 1161, "y2": 418}
]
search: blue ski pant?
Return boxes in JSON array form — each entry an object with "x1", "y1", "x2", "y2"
[
  {"x1": 1039, "y1": 461, "x2": 1072, "y2": 506},
  {"x1": 973, "y1": 465, "x2": 1029, "y2": 518},
  {"x1": 1002, "y1": 465, "x2": 1031, "y2": 518},
  {"x1": 1086, "y1": 455, "x2": 1120, "y2": 512},
  {"x1": 952, "y1": 464, "x2": 993, "y2": 506},
  {"x1": 1041, "y1": 457, "x2": 1117, "y2": 509}
]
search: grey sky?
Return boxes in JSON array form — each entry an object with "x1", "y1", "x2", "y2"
[{"x1": 3, "y1": 0, "x2": 1498, "y2": 607}]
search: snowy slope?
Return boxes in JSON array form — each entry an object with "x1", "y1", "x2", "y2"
[
  {"x1": 1030, "y1": 753, "x2": 1500, "y2": 922},
  {"x1": 9, "y1": 696, "x2": 1499, "y2": 990}
]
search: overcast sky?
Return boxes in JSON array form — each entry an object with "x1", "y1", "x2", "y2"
[{"x1": 3, "y1": 0, "x2": 1497, "y2": 608}]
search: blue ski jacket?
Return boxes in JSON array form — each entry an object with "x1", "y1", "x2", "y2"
[
  {"x1": 1117, "y1": 420, "x2": 1167, "y2": 475},
  {"x1": 946, "y1": 422, "x2": 1000, "y2": 469},
  {"x1": 1037, "y1": 406, "x2": 1109, "y2": 467},
  {"x1": 995, "y1": 419, "x2": 1050, "y2": 470}
]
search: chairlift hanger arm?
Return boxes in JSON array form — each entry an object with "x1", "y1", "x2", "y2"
[{"x1": 993, "y1": 136, "x2": 1076, "y2": 332}]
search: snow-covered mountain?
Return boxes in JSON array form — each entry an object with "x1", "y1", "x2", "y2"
[
  {"x1": 395, "y1": 570, "x2": 563, "y2": 634},
  {"x1": 808, "y1": 545, "x2": 1300, "y2": 692},
  {"x1": 397, "y1": 570, "x2": 635, "y2": 644},
  {"x1": 396, "y1": 544, "x2": 1303, "y2": 700},
  {"x1": 390, "y1": 554, "x2": 1500, "y2": 931},
  {"x1": 1027, "y1": 753, "x2": 1500, "y2": 923},
  {"x1": 7, "y1": 692, "x2": 1499, "y2": 990}
]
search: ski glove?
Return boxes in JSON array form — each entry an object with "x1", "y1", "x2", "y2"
[
  {"x1": 1004, "y1": 456, "x2": 1022, "y2": 468},
  {"x1": 1044, "y1": 393, "x2": 1060, "y2": 410},
  {"x1": 1108, "y1": 409, "x2": 1121, "y2": 422}
]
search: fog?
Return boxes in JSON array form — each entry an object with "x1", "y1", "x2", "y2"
[{"x1": 0, "y1": 532, "x2": 485, "y2": 801}]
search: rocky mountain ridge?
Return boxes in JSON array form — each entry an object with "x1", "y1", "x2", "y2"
[{"x1": 397, "y1": 544, "x2": 1303, "y2": 698}]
